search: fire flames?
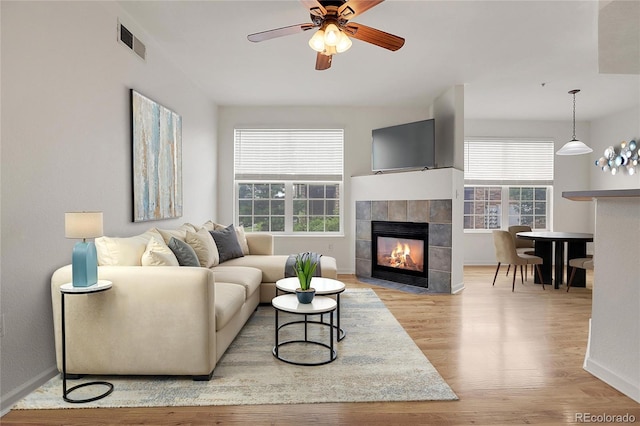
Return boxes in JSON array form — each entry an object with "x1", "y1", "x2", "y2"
[
  {"x1": 377, "y1": 237, "x2": 423, "y2": 272},
  {"x1": 390, "y1": 242, "x2": 415, "y2": 269}
]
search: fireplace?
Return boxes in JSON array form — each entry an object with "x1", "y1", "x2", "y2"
[{"x1": 371, "y1": 221, "x2": 429, "y2": 287}]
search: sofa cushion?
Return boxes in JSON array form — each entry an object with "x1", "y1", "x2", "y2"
[
  {"x1": 220, "y1": 254, "x2": 338, "y2": 282},
  {"x1": 185, "y1": 228, "x2": 220, "y2": 268},
  {"x1": 220, "y1": 255, "x2": 290, "y2": 283},
  {"x1": 214, "y1": 282, "x2": 246, "y2": 331},
  {"x1": 141, "y1": 236, "x2": 180, "y2": 266},
  {"x1": 168, "y1": 237, "x2": 201, "y2": 267},
  {"x1": 211, "y1": 266, "x2": 262, "y2": 299},
  {"x1": 209, "y1": 225, "x2": 244, "y2": 263},
  {"x1": 95, "y1": 229, "x2": 159, "y2": 266}
]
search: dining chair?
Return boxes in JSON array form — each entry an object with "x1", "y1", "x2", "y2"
[
  {"x1": 508, "y1": 225, "x2": 536, "y2": 279},
  {"x1": 492, "y1": 230, "x2": 546, "y2": 291},
  {"x1": 567, "y1": 255, "x2": 593, "y2": 292}
]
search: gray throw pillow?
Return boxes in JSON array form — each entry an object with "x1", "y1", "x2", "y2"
[
  {"x1": 168, "y1": 237, "x2": 201, "y2": 267},
  {"x1": 209, "y1": 224, "x2": 244, "y2": 263}
]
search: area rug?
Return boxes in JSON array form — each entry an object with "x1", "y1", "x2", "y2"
[{"x1": 13, "y1": 288, "x2": 457, "y2": 409}]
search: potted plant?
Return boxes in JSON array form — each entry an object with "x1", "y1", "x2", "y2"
[{"x1": 294, "y1": 252, "x2": 318, "y2": 304}]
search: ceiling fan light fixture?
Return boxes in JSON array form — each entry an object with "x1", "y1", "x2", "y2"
[
  {"x1": 324, "y1": 23, "x2": 341, "y2": 46},
  {"x1": 336, "y1": 31, "x2": 352, "y2": 53},
  {"x1": 323, "y1": 44, "x2": 337, "y2": 56},
  {"x1": 309, "y1": 29, "x2": 325, "y2": 52},
  {"x1": 556, "y1": 89, "x2": 593, "y2": 156}
]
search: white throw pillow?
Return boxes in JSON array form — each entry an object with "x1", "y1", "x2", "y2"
[
  {"x1": 155, "y1": 227, "x2": 188, "y2": 244},
  {"x1": 201, "y1": 220, "x2": 220, "y2": 231},
  {"x1": 141, "y1": 236, "x2": 180, "y2": 266},
  {"x1": 185, "y1": 228, "x2": 220, "y2": 268},
  {"x1": 235, "y1": 225, "x2": 250, "y2": 255},
  {"x1": 95, "y1": 229, "x2": 159, "y2": 266}
]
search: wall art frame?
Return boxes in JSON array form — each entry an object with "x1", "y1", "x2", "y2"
[{"x1": 131, "y1": 89, "x2": 183, "y2": 222}]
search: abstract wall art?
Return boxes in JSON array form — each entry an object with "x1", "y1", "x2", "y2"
[{"x1": 131, "y1": 89, "x2": 183, "y2": 222}]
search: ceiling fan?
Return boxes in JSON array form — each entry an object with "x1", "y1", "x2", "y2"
[{"x1": 247, "y1": 0, "x2": 405, "y2": 70}]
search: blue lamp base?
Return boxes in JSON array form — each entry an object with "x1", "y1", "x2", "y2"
[{"x1": 72, "y1": 241, "x2": 98, "y2": 287}]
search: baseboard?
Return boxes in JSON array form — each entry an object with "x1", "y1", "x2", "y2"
[
  {"x1": 584, "y1": 356, "x2": 640, "y2": 403},
  {"x1": 451, "y1": 281, "x2": 465, "y2": 294},
  {"x1": 0, "y1": 366, "x2": 58, "y2": 416}
]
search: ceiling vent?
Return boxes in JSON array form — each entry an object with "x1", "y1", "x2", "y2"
[{"x1": 118, "y1": 20, "x2": 146, "y2": 61}]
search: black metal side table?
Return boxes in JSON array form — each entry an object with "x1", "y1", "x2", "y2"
[
  {"x1": 60, "y1": 281, "x2": 114, "y2": 403},
  {"x1": 272, "y1": 294, "x2": 337, "y2": 366}
]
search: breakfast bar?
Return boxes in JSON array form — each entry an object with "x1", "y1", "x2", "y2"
[{"x1": 563, "y1": 189, "x2": 640, "y2": 403}]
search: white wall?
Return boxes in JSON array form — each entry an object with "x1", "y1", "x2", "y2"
[
  {"x1": 0, "y1": 2, "x2": 217, "y2": 410},
  {"x1": 589, "y1": 106, "x2": 640, "y2": 190},
  {"x1": 463, "y1": 119, "x2": 594, "y2": 264},
  {"x1": 217, "y1": 106, "x2": 430, "y2": 273},
  {"x1": 585, "y1": 196, "x2": 640, "y2": 403}
]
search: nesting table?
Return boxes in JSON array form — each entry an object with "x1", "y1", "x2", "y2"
[
  {"x1": 275, "y1": 277, "x2": 346, "y2": 341},
  {"x1": 272, "y1": 294, "x2": 337, "y2": 366}
]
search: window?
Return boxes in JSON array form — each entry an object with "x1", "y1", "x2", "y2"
[
  {"x1": 463, "y1": 138, "x2": 554, "y2": 231},
  {"x1": 234, "y1": 129, "x2": 343, "y2": 234}
]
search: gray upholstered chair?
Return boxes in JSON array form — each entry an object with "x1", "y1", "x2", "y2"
[
  {"x1": 567, "y1": 256, "x2": 594, "y2": 292},
  {"x1": 492, "y1": 230, "x2": 545, "y2": 292}
]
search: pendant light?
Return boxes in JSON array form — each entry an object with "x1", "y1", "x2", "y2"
[{"x1": 556, "y1": 89, "x2": 593, "y2": 155}]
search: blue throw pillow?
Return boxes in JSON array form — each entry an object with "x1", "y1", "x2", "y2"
[
  {"x1": 168, "y1": 237, "x2": 201, "y2": 267},
  {"x1": 209, "y1": 224, "x2": 244, "y2": 263}
]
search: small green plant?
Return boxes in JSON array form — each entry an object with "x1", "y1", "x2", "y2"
[{"x1": 294, "y1": 252, "x2": 318, "y2": 291}]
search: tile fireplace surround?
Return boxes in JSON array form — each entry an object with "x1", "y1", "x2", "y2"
[{"x1": 356, "y1": 199, "x2": 452, "y2": 293}]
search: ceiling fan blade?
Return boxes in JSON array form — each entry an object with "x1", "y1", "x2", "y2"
[
  {"x1": 338, "y1": 0, "x2": 384, "y2": 20},
  {"x1": 300, "y1": 0, "x2": 327, "y2": 17},
  {"x1": 343, "y1": 22, "x2": 405, "y2": 51},
  {"x1": 248, "y1": 23, "x2": 316, "y2": 42},
  {"x1": 315, "y1": 53, "x2": 332, "y2": 70}
]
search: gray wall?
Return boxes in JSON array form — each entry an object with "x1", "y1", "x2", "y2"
[
  {"x1": 1, "y1": 2, "x2": 217, "y2": 410},
  {"x1": 589, "y1": 106, "x2": 640, "y2": 190}
]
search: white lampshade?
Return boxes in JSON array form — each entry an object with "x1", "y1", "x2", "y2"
[
  {"x1": 557, "y1": 89, "x2": 592, "y2": 156},
  {"x1": 308, "y1": 29, "x2": 325, "y2": 52},
  {"x1": 323, "y1": 24, "x2": 340, "y2": 47},
  {"x1": 65, "y1": 212, "x2": 103, "y2": 239},
  {"x1": 556, "y1": 139, "x2": 593, "y2": 155},
  {"x1": 336, "y1": 31, "x2": 352, "y2": 53}
]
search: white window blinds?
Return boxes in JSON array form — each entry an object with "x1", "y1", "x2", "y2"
[
  {"x1": 464, "y1": 138, "x2": 554, "y2": 185},
  {"x1": 234, "y1": 129, "x2": 344, "y2": 181}
]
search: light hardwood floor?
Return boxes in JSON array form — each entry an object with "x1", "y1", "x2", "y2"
[{"x1": 3, "y1": 266, "x2": 639, "y2": 425}]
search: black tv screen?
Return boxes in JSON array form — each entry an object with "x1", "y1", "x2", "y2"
[{"x1": 371, "y1": 119, "x2": 435, "y2": 172}]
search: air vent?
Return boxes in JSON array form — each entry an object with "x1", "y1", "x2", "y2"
[{"x1": 117, "y1": 20, "x2": 146, "y2": 61}]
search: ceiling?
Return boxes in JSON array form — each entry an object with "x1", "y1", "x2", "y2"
[{"x1": 118, "y1": 0, "x2": 640, "y2": 121}]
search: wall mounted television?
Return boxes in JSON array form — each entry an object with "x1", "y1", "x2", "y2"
[{"x1": 371, "y1": 119, "x2": 436, "y2": 172}]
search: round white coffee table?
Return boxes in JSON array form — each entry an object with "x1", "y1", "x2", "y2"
[
  {"x1": 276, "y1": 277, "x2": 346, "y2": 341},
  {"x1": 272, "y1": 294, "x2": 337, "y2": 366}
]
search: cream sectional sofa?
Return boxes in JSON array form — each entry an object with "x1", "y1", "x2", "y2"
[{"x1": 50, "y1": 223, "x2": 337, "y2": 380}]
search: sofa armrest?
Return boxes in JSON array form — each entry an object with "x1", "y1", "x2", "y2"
[
  {"x1": 246, "y1": 233, "x2": 273, "y2": 255},
  {"x1": 51, "y1": 265, "x2": 216, "y2": 377}
]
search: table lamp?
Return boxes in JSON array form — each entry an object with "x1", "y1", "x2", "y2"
[{"x1": 65, "y1": 212, "x2": 103, "y2": 287}]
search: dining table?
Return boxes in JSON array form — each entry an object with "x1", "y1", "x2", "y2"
[{"x1": 516, "y1": 231, "x2": 594, "y2": 289}]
